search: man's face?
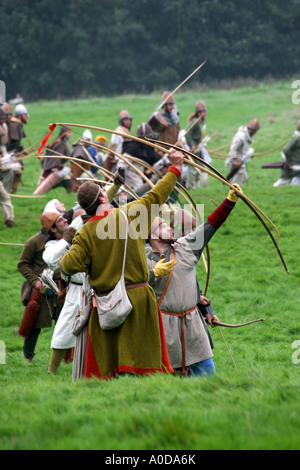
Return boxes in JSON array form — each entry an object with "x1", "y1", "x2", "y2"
[
  {"x1": 152, "y1": 219, "x2": 175, "y2": 244},
  {"x1": 123, "y1": 117, "x2": 132, "y2": 129},
  {"x1": 197, "y1": 109, "x2": 207, "y2": 121},
  {"x1": 164, "y1": 103, "x2": 174, "y2": 114},
  {"x1": 248, "y1": 128, "x2": 258, "y2": 137},
  {"x1": 20, "y1": 114, "x2": 28, "y2": 124},
  {"x1": 52, "y1": 215, "x2": 68, "y2": 238}
]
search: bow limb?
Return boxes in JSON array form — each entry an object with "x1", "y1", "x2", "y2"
[
  {"x1": 153, "y1": 139, "x2": 280, "y2": 236},
  {"x1": 185, "y1": 159, "x2": 289, "y2": 274},
  {"x1": 212, "y1": 318, "x2": 265, "y2": 328},
  {"x1": 151, "y1": 141, "x2": 289, "y2": 274},
  {"x1": 40, "y1": 154, "x2": 138, "y2": 199}
]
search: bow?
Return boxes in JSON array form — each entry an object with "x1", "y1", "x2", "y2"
[
  {"x1": 53, "y1": 122, "x2": 289, "y2": 275},
  {"x1": 154, "y1": 139, "x2": 289, "y2": 275},
  {"x1": 212, "y1": 318, "x2": 265, "y2": 328}
]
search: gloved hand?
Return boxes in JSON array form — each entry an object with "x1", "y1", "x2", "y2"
[
  {"x1": 114, "y1": 168, "x2": 125, "y2": 187},
  {"x1": 63, "y1": 227, "x2": 77, "y2": 244},
  {"x1": 227, "y1": 183, "x2": 243, "y2": 203},
  {"x1": 153, "y1": 258, "x2": 177, "y2": 277}
]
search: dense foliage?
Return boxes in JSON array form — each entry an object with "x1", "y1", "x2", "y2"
[{"x1": 1, "y1": 0, "x2": 300, "y2": 101}]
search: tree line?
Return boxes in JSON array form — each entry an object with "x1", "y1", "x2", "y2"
[{"x1": 1, "y1": 0, "x2": 300, "y2": 102}]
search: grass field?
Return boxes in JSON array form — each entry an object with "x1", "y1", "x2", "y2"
[{"x1": 0, "y1": 79, "x2": 299, "y2": 451}]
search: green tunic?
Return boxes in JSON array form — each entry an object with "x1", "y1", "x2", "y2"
[{"x1": 60, "y1": 170, "x2": 179, "y2": 378}]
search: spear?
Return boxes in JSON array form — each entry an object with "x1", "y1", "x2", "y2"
[{"x1": 155, "y1": 60, "x2": 208, "y2": 111}]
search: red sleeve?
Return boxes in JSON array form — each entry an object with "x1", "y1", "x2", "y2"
[
  {"x1": 168, "y1": 166, "x2": 181, "y2": 178},
  {"x1": 207, "y1": 198, "x2": 235, "y2": 229}
]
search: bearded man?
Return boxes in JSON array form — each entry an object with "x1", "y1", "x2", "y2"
[{"x1": 147, "y1": 184, "x2": 242, "y2": 376}]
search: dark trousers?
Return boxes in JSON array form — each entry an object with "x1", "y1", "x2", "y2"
[{"x1": 23, "y1": 328, "x2": 41, "y2": 359}]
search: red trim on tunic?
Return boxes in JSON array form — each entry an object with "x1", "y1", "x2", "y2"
[
  {"x1": 84, "y1": 198, "x2": 174, "y2": 379},
  {"x1": 84, "y1": 305, "x2": 174, "y2": 380},
  {"x1": 207, "y1": 198, "x2": 235, "y2": 229}
]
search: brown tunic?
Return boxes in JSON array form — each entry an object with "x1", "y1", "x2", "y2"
[{"x1": 17, "y1": 231, "x2": 61, "y2": 328}]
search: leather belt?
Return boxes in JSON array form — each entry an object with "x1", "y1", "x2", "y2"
[
  {"x1": 161, "y1": 305, "x2": 197, "y2": 374},
  {"x1": 96, "y1": 281, "x2": 149, "y2": 296}
]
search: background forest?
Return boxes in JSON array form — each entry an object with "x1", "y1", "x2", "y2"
[{"x1": 1, "y1": 0, "x2": 300, "y2": 101}]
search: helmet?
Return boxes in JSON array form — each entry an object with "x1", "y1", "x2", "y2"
[
  {"x1": 247, "y1": 119, "x2": 260, "y2": 132},
  {"x1": 82, "y1": 129, "x2": 93, "y2": 141},
  {"x1": 137, "y1": 123, "x2": 154, "y2": 138},
  {"x1": 1, "y1": 103, "x2": 12, "y2": 116},
  {"x1": 119, "y1": 110, "x2": 132, "y2": 121},
  {"x1": 15, "y1": 104, "x2": 29, "y2": 117},
  {"x1": 195, "y1": 100, "x2": 207, "y2": 113},
  {"x1": 161, "y1": 91, "x2": 175, "y2": 107}
]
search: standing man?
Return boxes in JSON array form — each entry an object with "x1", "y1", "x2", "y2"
[
  {"x1": 273, "y1": 120, "x2": 300, "y2": 187},
  {"x1": 106, "y1": 110, "x2": 132, "y2": 174},
  {"x1": 0, "y1": 107, "x2": 14, "y2": 194},
  {"x1": 17, "y1": 212, "x2": 68, "y2": 362},
  {"x1": 7, "y1": 104, "x2": 30, "y2": 193},
  {"x1": 225, "y1": 119, "x2": 260, "y2": 186},
  {"x1": 148, "y1": 91, "x2": 180, "y2": 148},
  {"x1": 0, "y1": 108, "x2": 15, "y2": 227},
  {"x1": 60, "y1": 149, "x2": 184, "y2": 380},
  {"x1": 147, "y1": 184, "x2": 242, "y2": 376},
  {"x1": 7, "y1": 104, "x2": 29, "y2": 152},
  {"x1": 185, "y1": 100, "x2": 210, "y2": 189}
]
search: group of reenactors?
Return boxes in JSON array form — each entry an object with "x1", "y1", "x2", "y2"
[{"x1": 4, "y1": 90, "x2": 299, "y2": 382}]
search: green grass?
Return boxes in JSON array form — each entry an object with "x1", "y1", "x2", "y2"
[{"x1": 0, "y1": 79, "x2": 300, "y2": 450}]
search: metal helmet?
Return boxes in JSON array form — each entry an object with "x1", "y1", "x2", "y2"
[
  {"x1": 161, "y1": 91, "x2": 175, "y2": 107},
  {"x1": 247, "y1": 119, "x2": 260, "y2": 132},
  {"x1": 119, "y1": 109, "x2": 132, "y2": 121},
  {"x1": 1, "y1": 103, "x2": 12, "y2": 116},
  {"x1": 195, "y1": 100, "x2": 207, "y2": 113},
  {"x1": 15, "y1": 103, "x2": 29, "y2": 117},
  {"x1": 137, "y1": 123, "x2": 154, "y2": 138}
]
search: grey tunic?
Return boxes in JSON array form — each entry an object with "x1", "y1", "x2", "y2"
[{"x1": 147, "y1": 220, "x2": 216, "y2": 369}]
